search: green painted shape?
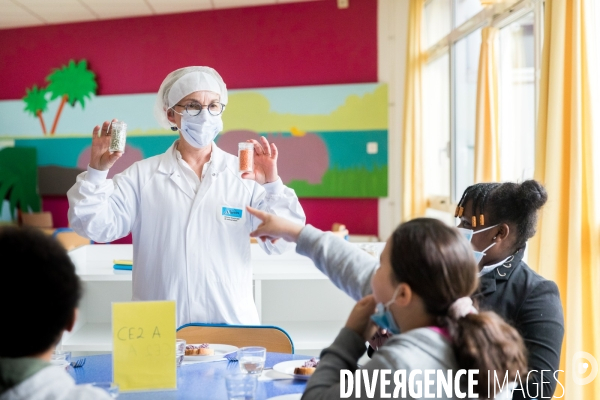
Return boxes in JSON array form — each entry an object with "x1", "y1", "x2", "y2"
[
  {"x1": 0, "y1": 147, "x2": 41, "y2": 217},
  {"x1": 23, "y1": 85, "x2": 49, "y2": 116},
  {"x1": 287, "y1": 166, "x2": 388, "y2": 198},
  {"x1": 46, "y1": 60, "x2": 97, "y2": 108},
  {"x1": 223, "y1": 84, "x2": 388, "y2": 133}
]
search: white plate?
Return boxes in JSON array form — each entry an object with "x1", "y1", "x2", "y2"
[
  {"x1": 183, "y1": 344, "x2": 238, "y2": 362},
  {"x1": 272, "y1": 360, "x2": 318, "y2": 381},
  {"x1": 267, "y1": 394, "x2": 302, "y2": 400}
]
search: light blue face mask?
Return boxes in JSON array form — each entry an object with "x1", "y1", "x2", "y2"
[
  {"x1": 174, "y1": 109, "x2": 223, "y2": 149},
  {"x1": 457, "y1": 224, "x2": 498, "y2": 263},
  {"x1": 370, "y1": 286, "x2": 401, "y2": 335}
]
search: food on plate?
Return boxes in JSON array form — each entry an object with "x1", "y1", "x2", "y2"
[
  {"x1": 185, "y1": 343, "x2": 215, "y2": 356},
  {"x1": 294, "y1": 357, "x2": 319, "y2": 375},
  {"x1": 197, "y1": 343, "x2": 214, "y2": 355}
]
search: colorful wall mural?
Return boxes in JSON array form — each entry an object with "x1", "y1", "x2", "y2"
[
  {"x1": 0, "y1": 81, "x2": 388, "y2": 198},
  {"x1": 0, "y1": 0, "x2": 380, "y2": 234}
]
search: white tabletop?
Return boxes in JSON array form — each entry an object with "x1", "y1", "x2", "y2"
[{"x1": 68, "y1": 242, "x2": 385, "y2": 282}]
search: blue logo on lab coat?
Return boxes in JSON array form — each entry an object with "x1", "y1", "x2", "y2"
[{"x1": 222, "y1": 207, "x2": 243, "y2": 221}]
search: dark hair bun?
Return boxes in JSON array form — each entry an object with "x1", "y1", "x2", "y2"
[{"x1": 519, "y1": 180, "x2": 548, "y2": 211}]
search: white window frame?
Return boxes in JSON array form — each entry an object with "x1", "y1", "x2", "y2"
[{"x1": 424, "y1": 0, "x2": 544, "y2": 212}]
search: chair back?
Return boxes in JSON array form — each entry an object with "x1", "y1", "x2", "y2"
[
  {"x1": 52, "y1": 228, "x2": 91, "y2": 251},
  {"x1": 21, "y1": 212, "x2": 53, "y2": 229},
  {"x1": 177, "y1": 323, "x2": 294, "y2": 354}
]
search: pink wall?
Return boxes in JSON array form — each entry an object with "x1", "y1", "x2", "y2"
[{"x1": 1, "y1": 0, "x2": 380, "y2": 236}]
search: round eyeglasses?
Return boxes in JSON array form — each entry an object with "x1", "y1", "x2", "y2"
[{"x1": 173, "y1": 101, "x2": 225, "y2": 116}]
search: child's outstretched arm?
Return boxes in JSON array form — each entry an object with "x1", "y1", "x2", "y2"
[{"x1": 247, "y1": 207, "x2": 378, "y2": 301}]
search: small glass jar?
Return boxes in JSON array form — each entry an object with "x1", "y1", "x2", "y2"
[
  {"x1": 238, "y1": 143, "x2": 254, "y2": 173},
  {"x1": 109, "y1": 121, "x2": 127, "y2": 153}
]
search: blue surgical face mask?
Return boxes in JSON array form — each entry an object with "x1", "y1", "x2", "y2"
[
  {"x1": 457, "y1": 224, "x2": 499, "y2": 263},
  {"x1": 473, "y1": 242, "x2": 497, "y2": 264},
  {"x1": 370, "y1": 286, "x2": 401, "y2": 335},
  {"x1": 174, "y1": 109, "x2": 223, "y2": 149}
]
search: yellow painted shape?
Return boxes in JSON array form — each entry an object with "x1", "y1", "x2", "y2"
[
  {"x1": 113, "y1": 259, "x2": 133, "y2": 266},
  {"x1": 289, "y1": 127, "x2": 306, "y2": 137},
  {"x1": 112, "y1": 301, "x2": 176, "y2": 392}
]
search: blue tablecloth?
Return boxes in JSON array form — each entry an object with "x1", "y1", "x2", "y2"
[{"x1": 70, "y1": 353, "x2": 311, "y2": 399}]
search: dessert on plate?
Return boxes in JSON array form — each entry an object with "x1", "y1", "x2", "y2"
[
  {"x1": 184, "y1": 343, "x2": 214, "y2": 356},
  {"x1": 294, "y1": 357, "x2": 319, "y2": 375}
]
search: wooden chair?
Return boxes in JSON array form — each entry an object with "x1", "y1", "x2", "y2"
[
  {"x1": 21, "y1": 211, "x2": 53, "y2": 229},
  {"x1": 52, "y1": 228, "x2": 91, "y2": 251},
  {"x1": 177, "y1": 323, "x2": 294, "y2": 354}
]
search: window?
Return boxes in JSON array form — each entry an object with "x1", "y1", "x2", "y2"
[
  {"x1": 454, "y1": 28, "x2": 481, "y2": 198},
  {"x1": 454, "y1": 0, "x2": 484, "y2": 28},
  {"x1": 498, "y1": 13, "x2": 536, "y2": 182},
  {"x1": 424, "y1": 0, "x2": 451, "y2": 48},
  {"x1": 592, "y1": 0, "x2": 600, "y2": 220},
  {"x1": 423, "y1": 52, "x2": 451, "y2": 197},
  {"x1": 423, "y1": 1, "x2": 544, "y2": 207}
]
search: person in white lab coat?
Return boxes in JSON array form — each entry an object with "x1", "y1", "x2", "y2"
[{"x1": 67, "y1": 66, "x2": 306, "y2": 327}]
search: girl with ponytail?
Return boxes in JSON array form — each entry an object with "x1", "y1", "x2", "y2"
[
  {"x1": 248, "y1": 212, "x2": 528, "y2": 399},
  {"x1": 249, "y1": 179, "x2": 563, "y2": 399}
]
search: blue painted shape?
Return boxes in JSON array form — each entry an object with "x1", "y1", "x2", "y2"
[
  {"x1": 113, "y1": 264, "x2": 132, "y2": 271},
  {"x1": 0, "y1": 94, "x2": 165, "y2": 137},
  {"x1": 257, "y1": 83, "x2": 380, "y2": 115}
]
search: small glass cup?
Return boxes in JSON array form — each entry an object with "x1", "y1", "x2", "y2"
[
  {"x1": 238, "y1": 346, "x2": 266, "y2": 375},
  {"x1": 176, "y1": 339, "x2": 186, "y2": 367},
  {"x1": 50, "y1": 350, "x2": 71, "y2": 369},
  {"x1": 238, "y1": 143, "x2": 254, "y2": 173},
  {"x1": 109, "y1": 121, "x2": 127, "y2": 153},
  {"x1": 90, "y1": 382, "x2": 119, "y2": 398},
  {"x1": 225, "y1": 372, "x2": 258, "y2": 400}
]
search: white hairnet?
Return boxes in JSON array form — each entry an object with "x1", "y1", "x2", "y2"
[{"x1": 153, "y1": 66, "x2": 228, "y2": 130}]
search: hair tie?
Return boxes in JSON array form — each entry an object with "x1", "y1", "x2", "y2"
[{"x1": 448, "y1": 297, "x2": 478, "y2": 320}]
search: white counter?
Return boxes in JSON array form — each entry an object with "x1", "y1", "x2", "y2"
[
  {"x1": 68, "y1": 243, "x2": 333, "y2": 282},
  {"x1": 65, "y1": 242, "x2": 384, "y2": 354}
]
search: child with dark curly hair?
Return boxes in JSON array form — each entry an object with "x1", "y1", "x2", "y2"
[{"x1": 0, "y1": 227, "x2": 111, "y2": 400}]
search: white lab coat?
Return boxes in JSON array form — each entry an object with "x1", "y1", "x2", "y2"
[{"x1": 67, "y1": 141, "x2": 306, "y2": 326}]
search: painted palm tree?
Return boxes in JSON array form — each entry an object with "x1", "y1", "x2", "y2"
[
  {"x1": 23, "y1": 85, "x2": 49, "y2": 135},
  {"x1": 0, "y1": 147, "x2": 41, "y2": 220},
  {"x1": 46, "y1": 59, "x2": 97, "y2": 135}
]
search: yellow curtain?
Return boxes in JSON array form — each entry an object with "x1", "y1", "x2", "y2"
[
  {"x1": 474, "y1": 27, "x2": 500, "y2": 183},
  {"x1": 401, "y1": 0, "x2": 426, "y2": 221},
  {"x1": 529, "y1": 0, "x2": 600, "y2": 398}
]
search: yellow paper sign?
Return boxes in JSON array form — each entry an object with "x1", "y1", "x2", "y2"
[{"x1": 112, "y1": 301, "x2": 176, "y2": 391}]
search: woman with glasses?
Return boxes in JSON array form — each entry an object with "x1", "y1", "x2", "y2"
[
  {"x1": 245, "y1": 179, "x2": 564, "y2": 399},
  {"x1": 67, "y1": 66, "x2": 305, "y2": 327}
]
